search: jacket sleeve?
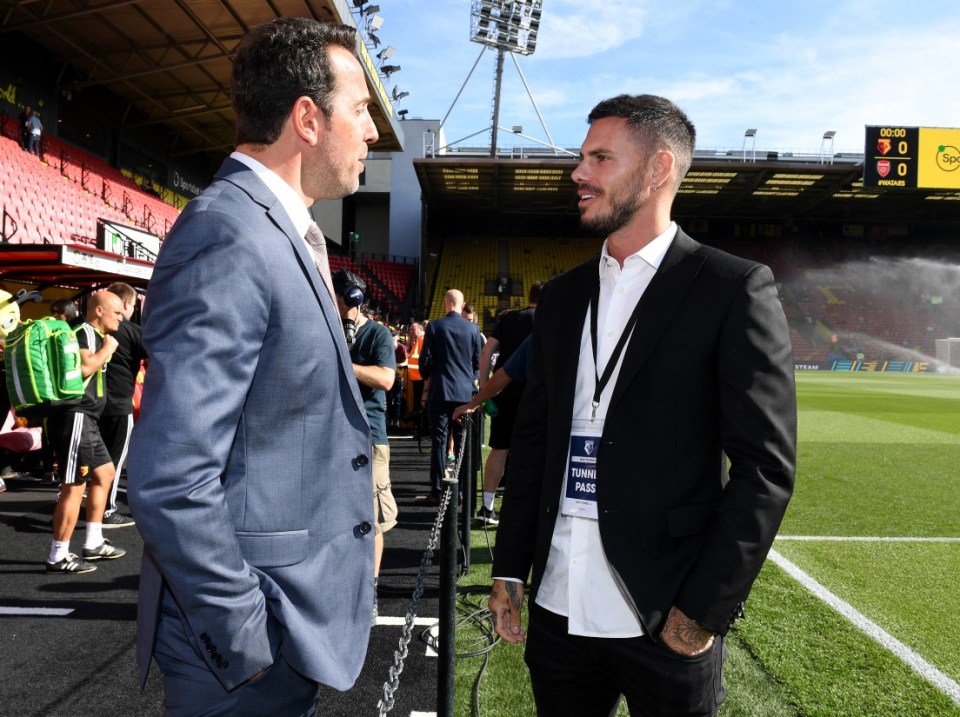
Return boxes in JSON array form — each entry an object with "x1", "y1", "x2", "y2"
[
  {"x1": 127, "y1": 208, "x2": 278, "y2": 689},
  {"x1": 675, "y1": 264, "x2": 797, "y2": 634}
]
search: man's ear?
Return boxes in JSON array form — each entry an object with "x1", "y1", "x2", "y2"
[
  {"x1": 649, "y1": 149, "x2": 676, "y2": 192},
  {"x1": 291, "y1": 96, "x2": 322, "y2": 147}
]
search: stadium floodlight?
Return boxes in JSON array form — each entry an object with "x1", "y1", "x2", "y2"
[
  {"x1": 367, "y1": 15, "x2": 384, "y2": 31},
  {"x1": 381, "y1": 64, "x2": 401, "y2": 78},
  {"x1": 363, "y1": 4, "x2": 380, "y2": 14},
  {"x1": 398, "y1": 109, "x2": 409, "y2": 119},
  {"x1": 470, "y1": 0, "x2": 543, "y2": 56},
  {"x1": 819, "y1": 130, "x2": 837, "y2": 165},
  {"x1": 742, "y1": 129, "x2": 757, "y2": 162},
  {"x1": 377, "y1": 46, "x2": 395, "y2": 61}
]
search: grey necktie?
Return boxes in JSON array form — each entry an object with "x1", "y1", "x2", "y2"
[{"x1": 303, "y1": 221, "x2": 336, "y2": 304}]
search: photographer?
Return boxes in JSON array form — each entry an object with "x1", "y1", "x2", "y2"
[{"x1": 333, "y1": 269, "x2": 398, "y2": 622}]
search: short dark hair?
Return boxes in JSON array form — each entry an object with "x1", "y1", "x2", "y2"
[
  {"x1": 332, "y1": 268, "x2": 367, "y2": 297},
  {"x1": 50, "y1": 298, "x2": 78, "y2": 321},
  {"x1": 231, "y1": 18, "x2": 358, "y2": 146},
  {"x1": 106, "y1": 282, "x2": 137, "y2": 304},
  {"x1": 588, "y1": 94, "x2": 696, "y2": 189}
]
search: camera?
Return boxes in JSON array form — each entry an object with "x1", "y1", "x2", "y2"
[{"x1": 332, "y1": 269, "x2": 366, "y2": 349}]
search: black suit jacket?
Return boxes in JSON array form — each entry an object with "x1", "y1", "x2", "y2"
[{"x1": 492, "y1": 229, "x2": 797, "y2": 636}]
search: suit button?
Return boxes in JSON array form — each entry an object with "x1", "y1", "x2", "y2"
[
  {"x1": 355, "y1": 454, "x2": 369, "y2": 467},
  {"x1": 358, "y1": 521, "x2": 372, "y2": 535}
]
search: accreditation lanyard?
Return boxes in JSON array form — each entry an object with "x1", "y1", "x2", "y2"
[{"x1": 588, "y1": 282, "x2": 645, "y2": 422}]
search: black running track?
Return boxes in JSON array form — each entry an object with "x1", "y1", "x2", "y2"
[{"x1": 0, "y1": 434, "x2": 445, "y2": 716}]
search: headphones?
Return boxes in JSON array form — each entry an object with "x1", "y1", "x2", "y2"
[
  {"x1": 332, "y1": 269, "x2": 366, "y2": 308},
  {"x1": 332, "y1": 269, "x2": 367, "y2": 349}
]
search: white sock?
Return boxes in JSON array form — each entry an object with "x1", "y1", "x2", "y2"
[
  {"x1": 49, "y1": 540, "x2": 70, "y2": 563},
  {"x1": 483, "y1": 492, "x2": 496, "y2": 511},
  {"x1": 84, "y1": 523, "x2": 103, "y2": 550}
]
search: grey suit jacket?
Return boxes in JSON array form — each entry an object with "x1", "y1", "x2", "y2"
[{"x1": 128, "y1": 158, "x2": 374, "y2": 692}]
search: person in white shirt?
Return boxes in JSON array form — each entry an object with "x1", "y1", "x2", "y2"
[{"x1": 488, "y1": 94, "x2": 796, "y2": 717}]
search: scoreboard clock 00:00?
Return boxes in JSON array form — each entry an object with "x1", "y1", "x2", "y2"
[{"x1": 864, "y1": 125, "x2": 960, "y2": 189}]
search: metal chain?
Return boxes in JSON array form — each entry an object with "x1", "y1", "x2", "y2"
[{"x1": 377, "y1": 415, "x2": 472, "y2": 715}]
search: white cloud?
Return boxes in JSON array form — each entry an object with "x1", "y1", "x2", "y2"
[{"x1": 533, "y1": 0, "x2": 650, "y2": 59}]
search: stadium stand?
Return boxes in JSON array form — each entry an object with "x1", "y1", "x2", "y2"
[
  {"x1": 427, "y1": 236, "x2": 498, "y2": 321},
  {"x1": 0, "y1": 131, "x2": 180, "y2": 246}
]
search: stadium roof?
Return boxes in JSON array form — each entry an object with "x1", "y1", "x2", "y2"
[
  {"x1": 0, "y1": 0, "x2": 404, "y2": 159},
  {"x1": 414, "y1": 153, "x2": 960, "y2": 231}
]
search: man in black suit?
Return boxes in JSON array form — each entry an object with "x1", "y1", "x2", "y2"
[
  {"x1": 417, "y1": 289, "x2": 482, "y2": 505},
  {"x1": 489, "y1": 94, "x2": 796, "y2": 716}
]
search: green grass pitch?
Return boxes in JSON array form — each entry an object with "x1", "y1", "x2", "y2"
[{"x1": 451, "y1": 372, "x2": 960, "y2": 716}]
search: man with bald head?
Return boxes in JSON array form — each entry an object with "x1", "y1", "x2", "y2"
[
  {"x1": 44, "y1": 290, "x2": 126, "y2": 574},
  {"x1": 418, "y1": 289, "x2": 482, "y2": 504}
]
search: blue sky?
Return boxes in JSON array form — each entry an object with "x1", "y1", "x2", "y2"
[{"x1": 363, "y1": 0, "x2": 960, "y2": 155}]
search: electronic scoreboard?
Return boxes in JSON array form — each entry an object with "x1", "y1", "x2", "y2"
[{"x1": 863, "y1": 126, "x2": 960, "y2": 189}]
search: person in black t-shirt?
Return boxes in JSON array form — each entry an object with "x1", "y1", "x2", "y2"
[
  {"x1": 98, "y1": 282, "x2": 146, "y2": 528},
  {"x1": 474, "y1": 281, "x2": 542, "y2": 524},
  {"x1": 45, "y1": 291, "x2": 127, "y2": 574}
]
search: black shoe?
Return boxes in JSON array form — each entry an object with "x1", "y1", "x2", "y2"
[
  {"x1": 82, "y1": 539, "x2": 126, "y2": 561},
  {"x1": 46, "y1": 554, "x2": 97, "y2": 573},
  {"x1": 102, "y1": 512, "x2": 136, "y2": 528},
  {"x1": 477, "y1": 506, "x2": 499, "y2": 526}
]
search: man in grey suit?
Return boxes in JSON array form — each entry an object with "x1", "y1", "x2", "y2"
[{"x1": 127, "y1": 18, "x2": 379, "y2": 715}]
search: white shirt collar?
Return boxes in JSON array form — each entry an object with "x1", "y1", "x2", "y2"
[
  {"x1": 598, "y1": 221, "x2": 678, "y2": 278},
  {"x1": 230, "y1": 151, "x2": 313, "y2": 238}
]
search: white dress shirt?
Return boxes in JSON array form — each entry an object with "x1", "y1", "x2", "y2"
[
  {"x1": 230, "y1": 151, "x2": 313, "y2": 248},
  {"x1": 534, "y1": 222, "x2": 677, "y2": 637}
]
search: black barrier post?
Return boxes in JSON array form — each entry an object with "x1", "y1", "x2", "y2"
[
  {"x1": 459, "y1": 420, "x2": 473, "y2": 574},
  {"x1": 438, "y1": 460, "x2": 458, "y2": 717}
]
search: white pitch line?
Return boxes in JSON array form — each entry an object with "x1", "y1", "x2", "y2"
[
  {"x1": 768, "y1": 549, "x2": 960, "y2": 707},
  {"x1": 0, "y1": 607, "x2": 74, "y2": 616},
  {"x1": 375, "y1": 616, "x2": 437, "y2": 627},
  {"x1": 777, "y1": 535, "x2": 960, "y2": 542}
]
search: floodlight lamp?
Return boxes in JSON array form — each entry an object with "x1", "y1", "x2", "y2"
[
  {"x1": 377, "y1": 46, "x2": 395, "y2": 61},
  {"x1": 512, "y1": 125, "x2": 523, "y2": 134},
  {"x1": 381, "y1": 64, "x2": 401, "y2": 77},
  {"x1": 823, "y1": 130, "x2": 837, "y2": 139},
  {"x1": 398, "y1": 109, "x2": 409, "y2": 119},
  {"x1": 744, "y1": 128, "x2": 757, "y2": 137},
  {"x1": 363, "y1": 4, "x2": 381, "y2": 14},
  {"x1": 352, "y1": 0, "x2": 365, "y2": 7},
  {"x1": 368, "y1": 15, "x2": 384, "y2": 31}
]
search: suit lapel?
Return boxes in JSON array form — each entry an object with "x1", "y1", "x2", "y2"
[
  {"x1": 607, "y1": 231, "x2": 704, "y2": 417},
  {"x1": 554, "y1": 260, "x2": 598, "y2": 437},
  {"x1": 214, "y1": 160, "x2": 358, "y2": 394}
]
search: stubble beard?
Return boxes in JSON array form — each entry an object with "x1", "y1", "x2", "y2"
[{"x1": 580, "y1": 190, "x2": 645, "y2": 238}]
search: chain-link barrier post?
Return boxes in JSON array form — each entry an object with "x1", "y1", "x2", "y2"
[{"x1": 437, "y1": 453, "x2": 459, "y2": 717}]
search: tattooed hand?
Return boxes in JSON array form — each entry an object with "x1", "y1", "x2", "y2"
[
  {"x1": 660, "y1": 605, "x2": 715, "y2": 656},
  {"x1": 489, "y1": 579, "x2": 527, "y2": 643}
]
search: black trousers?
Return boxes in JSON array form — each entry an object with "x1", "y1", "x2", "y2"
[
  {"x1": 427, "y1": 400, "x2": 462, "y2": 495},
  {"x1": 525, "y1": 602, "x2": 726, "y2": 717}
]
